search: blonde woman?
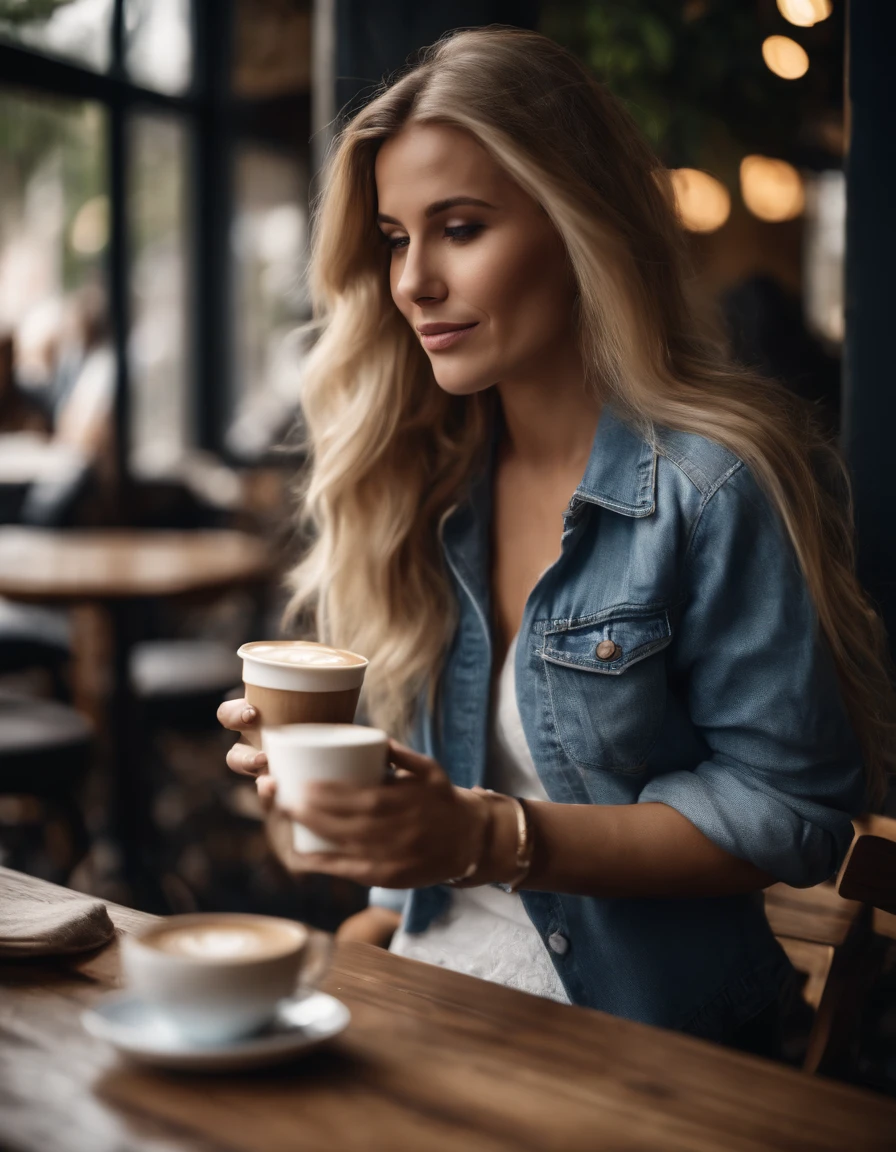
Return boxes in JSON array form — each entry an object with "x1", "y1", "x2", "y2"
[{"x1": 219, "y1": 28, "x2": 894, "y2": 1054}]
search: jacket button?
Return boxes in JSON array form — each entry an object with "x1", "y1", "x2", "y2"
[
  {"x1": 548, "y1": 932, "x2": 569, "y2": 955},
  {"x1": 595, "y1": 640, "x2": 617, "y2": 660}
]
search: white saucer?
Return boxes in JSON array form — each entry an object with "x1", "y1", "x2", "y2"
[{"x1": 81, "y1": 991, "x2": 350, "y2": 1072}]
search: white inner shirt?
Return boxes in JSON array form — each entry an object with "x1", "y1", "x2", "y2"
[{"x1": 389, "y1": 634, "x2": 570, "y2": 1003}]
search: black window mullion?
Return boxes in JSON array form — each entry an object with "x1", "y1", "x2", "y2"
[
  {"x1": 107, "y1": 0, "x2": 131, "y2": 515},
  {"x1": 0, "y1": 42, "x2": 196, "y2": 114},
  {"x1": 193, "y1": 0, "x2": 233, "y2": 456}
]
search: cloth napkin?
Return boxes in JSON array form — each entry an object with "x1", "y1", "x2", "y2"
[{"x1": 0, "y1": 892, "x2": 115, "y2": 957}]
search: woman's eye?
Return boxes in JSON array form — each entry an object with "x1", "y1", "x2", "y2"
[
  {"x1": 380, "y1": 224, "x2": 483, "y2": 252},
  {"x1": 445, "y1": 223, "x2": 483, "y2": 242}
]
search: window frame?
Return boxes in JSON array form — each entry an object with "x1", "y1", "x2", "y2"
[{"x1": 0, "y1": 0, "x2": 235, "y2": 496}]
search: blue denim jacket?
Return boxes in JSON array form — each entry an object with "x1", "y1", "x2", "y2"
[{"x1": 371, "y1": 406, "x2": 866, "y2": 1040}]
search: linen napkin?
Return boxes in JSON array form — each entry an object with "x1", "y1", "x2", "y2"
[{"x1": 0, "y1": 891, "x2": 115, "y2": 957}]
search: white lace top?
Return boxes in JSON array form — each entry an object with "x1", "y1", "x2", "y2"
[{"x1": 389, "y1": 635, "x2": 570, "y2": 1004}]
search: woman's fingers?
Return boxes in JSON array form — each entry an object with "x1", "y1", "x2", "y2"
[
  {"x1": 216, "y1": 698, "x2": 260, "y2": 733},
  {"x1": 256, "y1": 773, "x2": 277, "y2": 812},
  {"x1": 301, "y1": 780, "x2": 408, "y2": 815},
  {"x1": 387, "y1": 739, "x2": 444, "y2": 782},
  {"x1": 226, "y1": 740, "x2": 268, "y2": 776}
]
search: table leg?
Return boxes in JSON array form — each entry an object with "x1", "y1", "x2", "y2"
[{"x1": 105, "y1": 598, "x2": 169, "y2": 913}]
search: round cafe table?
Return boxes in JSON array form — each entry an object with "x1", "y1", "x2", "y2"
[{"x1": 0, "y1": 526, "x2": 272, "y2": 908}]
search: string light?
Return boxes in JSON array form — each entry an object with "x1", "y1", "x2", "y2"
[
  {"x1": 670, "y1": 169, "x2": 731, "y2": 233},
  {"x1": 740, "y1": 156, "x2": 805, "y2": 222},
  {"x1": 776, "y1": 0, "x2": 832, "y2": 28},
  {"x1": 762, "y1": 35, "x2": 809, "y2": 80}
]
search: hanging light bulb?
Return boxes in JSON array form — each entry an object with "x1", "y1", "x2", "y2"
[
  {"x1": 762, "y1": 35, "x2": 810, "y2": 79},
  {"x1": 740, "y1": 156, "x2": 805, "y2": 222},
  {"x1": 670, "y1": 168, "x2": 731, "y2": 233},
  {"x1": 776, "y1": 0, "x2": 832, "y2": 28}
]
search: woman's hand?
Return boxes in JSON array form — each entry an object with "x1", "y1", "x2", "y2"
[
  {"x1": 217, "y1": 697, "x2": 268, "y2": 773},
  {"x1": 255, "y1": 740, "x2": 490, "y2": 889},
  {"x1": 335, "y1": 906, "x2": 402, "y2": 948}
]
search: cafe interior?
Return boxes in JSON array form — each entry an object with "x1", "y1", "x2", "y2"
[{"x1": 2, "y1": 1, "x2": 896, "y2": 1148}]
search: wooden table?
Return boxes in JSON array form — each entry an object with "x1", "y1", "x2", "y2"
[
  {"x1": 3, "y1": 868, "x2": 896, "y2": 1152},
  {"x1": 0, "y1": 528, "x2": 271, "y2": 906}
]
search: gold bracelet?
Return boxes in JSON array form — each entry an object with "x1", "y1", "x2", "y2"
[
  {"x1": 445, "y1": 791, "x2": 492, "y2": 886},
  {"x1": 472, "y1": 788, "x2": 535, "y2": 893}
]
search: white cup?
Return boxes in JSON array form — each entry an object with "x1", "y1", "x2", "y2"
[
  {"x1": 121, "y1": 913, "x2": 332, "y2": 1045},
  {"x1": 262, "y1": 723, "x2": 389, "y2": 854}
]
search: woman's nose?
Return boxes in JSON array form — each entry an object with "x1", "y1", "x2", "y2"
[{"x1": 395, "y1": 244, "x2": 446, "y2": 307}]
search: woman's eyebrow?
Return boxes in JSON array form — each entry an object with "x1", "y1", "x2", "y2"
[{"x1": 376, "y1": 196, "x2": 499, "y2": 226}]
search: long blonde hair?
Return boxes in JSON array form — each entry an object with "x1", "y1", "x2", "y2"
[{"x1": 286, "y1": 27, "x2": 895, "y2": 807}]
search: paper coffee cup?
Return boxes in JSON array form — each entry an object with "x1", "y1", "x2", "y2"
[
  {"x1": 263, "y1": 723, "x2": 388, "y2": 854},
  {"x1": 237, "y1": 641, "x2": 368, "y2": 749}
]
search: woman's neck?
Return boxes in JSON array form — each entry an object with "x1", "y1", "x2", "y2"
[{"x1": 494, "y1": 346, "x2": 601, "y2": 474}]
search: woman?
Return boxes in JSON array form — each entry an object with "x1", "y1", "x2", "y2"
[{"x1": 219, "y1": 28, "x2": 894, "y2": 1052}]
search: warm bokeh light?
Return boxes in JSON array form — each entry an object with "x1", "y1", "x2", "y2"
[
  {"x1": 775, "y1": 0, "x2": 832, "y2": 28},
  {"x1": 670, "y1": 168, "x2": 731, "y2": 233},
  {"x1": 762, "y1": 35, "x2": 809, "y2": 80},
  {"x1": 70, "y1": 195, "x2": 110, "y2": 254},
  {"x1": 739, "y1": 155, "x2": 805, "y2": 222}
]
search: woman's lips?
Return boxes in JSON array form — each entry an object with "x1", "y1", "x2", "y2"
[{"x1": 419, "y1": 324, "x2": 478, "y2": 351}]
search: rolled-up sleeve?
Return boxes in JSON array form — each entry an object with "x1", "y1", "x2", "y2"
[
  {"x1": 638, "y1": 462, "x2": 866, "y2": 888},
  {"x1": 368, "y1": 887, "x2": 409, "y2": 914}
]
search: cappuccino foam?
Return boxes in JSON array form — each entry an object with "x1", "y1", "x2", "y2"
[
  {"x1": 238, "y1": 640, "x2": 368, "y2": 695},
  {"x1": 143, "y1": 919, "x2": 304, "y2": 962},
  {"x1": 240, "y1": 641, "x2": 365, "y2": 668}
]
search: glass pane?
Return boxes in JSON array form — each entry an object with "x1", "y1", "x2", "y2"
[
  {"x1": 803, "y1": 170, "x2": 845, "y2": 347},
  {"x1": 227, "y1": 146, "x2": 309, "y2": 460},
  {"x1": 232, "y1": 0, "x2": 311, "y2": 98},
  {"x1": 0, "y1": 90, "x2": 111, "y2": 444},
  {"x1": 129, "y1": 113, "x2": 191, "y2": 474},
  {"x1": 124, "y1": 0, "x2": 193, "y2": 95},
  {"x1": 0, "y1": 0, "x2": 114, "y2": 73}
]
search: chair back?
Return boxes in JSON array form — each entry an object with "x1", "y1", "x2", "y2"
[{"x1": 837, "y1": 816, "x2": 896, "y2": 916}]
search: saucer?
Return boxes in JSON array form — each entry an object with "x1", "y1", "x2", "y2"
[{"x1": 81, "y1": 991, "x2": 350, "y2": 1072}]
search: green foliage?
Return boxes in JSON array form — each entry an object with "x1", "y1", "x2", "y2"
[
  {"x1": 540, "y1": 0, "x2": 843, "y2": 180},
  {"x1": 0, "y1": 90, "x2": 106, "y2": 290},
  {"x1": 0, "y1": 0, "x2": 74, "y2": 29}
]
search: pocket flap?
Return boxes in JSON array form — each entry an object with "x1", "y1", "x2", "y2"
[{"x1": 541, "y1": 606, "x2": 672, "y2": 676}]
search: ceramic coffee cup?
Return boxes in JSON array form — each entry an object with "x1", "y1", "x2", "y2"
[
  {"x1": 263, "y1": 723, "x2": 389, "y2": 854},
  {"x1": 121, "y1": 913, "x2": 332, "y2": 1045}
]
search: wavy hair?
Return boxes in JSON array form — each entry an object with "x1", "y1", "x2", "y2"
[{"x1": 286, "y1": 27, "x2": 895, "y2": 807}]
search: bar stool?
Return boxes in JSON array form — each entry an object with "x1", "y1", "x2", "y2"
[
  {"x1": 0, "y1": 690, "x2": 92, "y2": 881},
  {"x1": 130, "y1": 639, "x2": 242, "y2": 732},
  {"x1": 0, "y1": 597, "x2": 71, "y2": 699}
]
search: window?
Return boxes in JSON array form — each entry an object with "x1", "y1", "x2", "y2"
[{"x1": 0, "y1": 1, "x2": 314, "y2": 485}]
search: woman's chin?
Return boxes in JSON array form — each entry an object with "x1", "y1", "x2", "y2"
[{"x1": 430, "y1": 368, "x2": 498, "y2": 398}]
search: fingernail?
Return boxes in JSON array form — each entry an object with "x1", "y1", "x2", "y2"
[
  {"x1": 254, "y1": 752, "x2": 267, "y2": 768},
  {"x1": 242, "y1": 707, "x2": 257, "y2": 723}
]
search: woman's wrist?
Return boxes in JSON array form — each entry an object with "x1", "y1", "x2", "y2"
[
  {"x1": 473, "y1": 790, "x2": 526, "y2": 887},
  {"x1": 446, "y1": 788, "x2": 493, "y2": 885}
]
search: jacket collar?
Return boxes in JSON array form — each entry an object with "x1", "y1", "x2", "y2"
[
  {"x1": 575, "y1": 405, "x2": 657, "y2": 518},
  {"x1": 439, "y1": 402, "x2": 657, "y2": 561}
]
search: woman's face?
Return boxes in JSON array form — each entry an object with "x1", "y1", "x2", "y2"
[{"x1": 374, "y1": 122, "x2": 578, "y2": 397}]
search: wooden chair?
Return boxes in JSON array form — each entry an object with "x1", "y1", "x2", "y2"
[{"x1": 764, "y1": 815, "x2": 896, "y2": 1076}]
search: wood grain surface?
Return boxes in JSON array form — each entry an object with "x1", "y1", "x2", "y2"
[
  {"x1": 0, "y1": 527, "x2": 270, "y2": 602},
  {"x1": 3, "y1": 867, "x2": 896, "y2": 1152}
]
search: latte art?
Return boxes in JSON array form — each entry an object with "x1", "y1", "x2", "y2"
[
  {"x1": 241, "y1": 641, "x2": 366, "y2": 668},
  {"x1": 143, "y1": 919, "x2": 305, "y2": 962}
]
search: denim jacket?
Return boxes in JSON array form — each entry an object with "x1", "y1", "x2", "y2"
[{"x1": 371, "y1": 406, "x2": 866, "y2": 1040}]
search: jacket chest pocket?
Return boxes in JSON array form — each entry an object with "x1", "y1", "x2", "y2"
[{"x1": 541, "y1": 606, "x2": 673, "y2": 773}]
